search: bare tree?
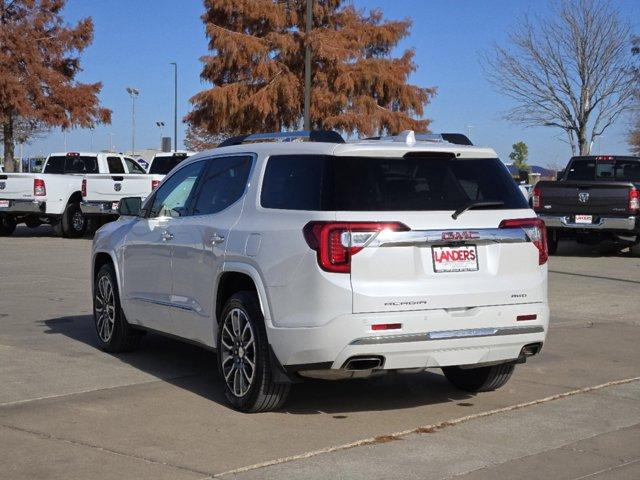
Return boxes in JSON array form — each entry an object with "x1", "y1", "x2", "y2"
[
  {"x1": 629, "y1": 36, "x2": 640, "y2": 154},
  {"x1": 485, "y1": 0, "x2": 635, "y2": 155}
]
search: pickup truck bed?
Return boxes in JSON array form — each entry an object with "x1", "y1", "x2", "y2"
[{"x1": 80, "y1": 174, "x2": 161, "y2": 217}]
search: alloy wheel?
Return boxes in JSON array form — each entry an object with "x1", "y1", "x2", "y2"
[
  {"x1": 94, "y1": 275, "x2": 116, "y2": 342},
  {"x1": 220, "y1": 308, "x2": 256, "y2": 398}
]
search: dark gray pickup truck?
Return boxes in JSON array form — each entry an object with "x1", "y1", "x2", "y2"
[{"x1": 533, "y1": 155, "x2": 640, "y2": 255}]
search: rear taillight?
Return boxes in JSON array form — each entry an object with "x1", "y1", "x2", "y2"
[
  {"x1": 81, "y1": 178, "x2": 87, "y2": 197},
  {"x1": 152, "y1": 179, "x2": 160, "y2": 190},
  {"x1": 303, "y1": 221, "x2": 409, "y2": 273},
  {"x1": 629, "y1": 187, "x2": 639, "y2": 214},
  {"x1": 499, "y1": 218, "x2": 548, "y2": 265},
  {"x1": 532, "y1": 186, "x2": 541, "y2": 209},
  {"x1": 34, "y1": 179, "x2": 46, "y2": 196}
]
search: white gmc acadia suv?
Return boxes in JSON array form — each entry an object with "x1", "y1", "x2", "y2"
[{"x1": 91, "y1": 130, "x2": 549, "y2": 412}]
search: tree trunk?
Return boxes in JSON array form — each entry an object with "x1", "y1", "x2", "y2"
[
  {"x1": 578, "y1": 125, "x2": 589, "y2": 156},
  {"x1": 3, "y1": 113, "x2": 15, "y2": 173}
]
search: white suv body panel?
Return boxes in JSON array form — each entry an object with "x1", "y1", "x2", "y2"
[{"x1": 93, "y1": 140, "x2": 549, "y2": 374}]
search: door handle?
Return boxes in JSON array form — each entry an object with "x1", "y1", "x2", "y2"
[
  {"x1": 211, "y1": 233, "x2": 225, "y2": 244},
  {"x1": 161, "y1": 231, "x2": 174, "y2": 241}
]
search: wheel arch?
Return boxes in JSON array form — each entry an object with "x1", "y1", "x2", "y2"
[
  {"x1": 92, "y1": 250, "x2": 121, "y2": 295},
  {"x1": 216, "y1": 263, "x2": 272, "y2": 328},
  {"x1": 67, "y1": 190, "x2": 83, "y2": 205}
]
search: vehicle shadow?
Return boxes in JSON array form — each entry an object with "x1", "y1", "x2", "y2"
[
  {"x1": 11, "y1": 225, "x2": 94, "y2": 239},
  {"x1": 553, "y1": 239, "x2": 635, "y2": 258},
  {"x1": 41, "y1": 314, "x2": 476, "y2": 414}
]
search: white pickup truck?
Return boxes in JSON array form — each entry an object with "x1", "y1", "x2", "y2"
[
  {"x1": 80, "y1": 151, "x2": 193, "y2": 222},
  {"x1": 0, "y1": 152, "x2": 142, "y2": 237}
]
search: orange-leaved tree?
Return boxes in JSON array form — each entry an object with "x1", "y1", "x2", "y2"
[
  {"x1": 0, "y1": 0, "x2": 111, "y2": 172},
  {"x1": 186, "y1": 0, "x2": 435, "y2": 139}
]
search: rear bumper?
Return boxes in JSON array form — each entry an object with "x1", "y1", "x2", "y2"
[
  {"x1": 539, "y1": 214, "x2": 638, "y2": 232},
  {"x1": 268, "y1": 303, "x2": 549, "y2": 372},
  {"x1": 0, "y1": 199, "x2": 46, "y2": 215},
  {"x1": 80, "y1": 201, "x2": 118, "y2": 216}
]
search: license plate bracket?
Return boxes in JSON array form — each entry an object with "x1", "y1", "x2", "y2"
[
  {"x1": 574, "y1": 214, "x2": 593, "y2": 224},
  {"x1": 432, "y1": 245, "x2": 479, "y2": 273}
]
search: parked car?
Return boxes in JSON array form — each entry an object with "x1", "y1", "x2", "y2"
[
  {"x1": 91, "y1": 130, "x2": 549, "y2": 412},
  {"x1": 80, "y1": 151, "x2": 194, "y2": 224},
  {"x1": 147, "y1": 151, "x2": 194, "y2": 176},
  {"x1": 0, "y1": 152, "x2": 141, "y2": 237},
  {"x1": 533, "y1": 155, "x2": 640, "y2": 255}
]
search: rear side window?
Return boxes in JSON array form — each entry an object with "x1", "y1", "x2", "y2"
[
  {"x1": 107, "y1": 157, "x2": 125, "y2": 174},
  {"x1": 192, "y1": 156, "x2": 252, "y2": 215},
  {"x1": 149, "y1": 155, "x2": 189, "y2": 174},
  {"x1": 124, "y1": 158, "x2": 146, "y2": 174},
  {"x1": 261, "y1": 154, "x2": 528, "y2": 211},
  {"x1": 44, "y1": 156, "x2": 99, "y2": 174}
]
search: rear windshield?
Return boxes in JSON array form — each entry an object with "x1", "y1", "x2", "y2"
[
  {"x1": 43, "y1": 156, "x2": 98, "y2": 174},
  {"x1": 261, "y1": 154, "x2": 528, "y2": 211},
  {"x1": 566, "y1": 158, "x2": 640, "y2": 182},
  {"x1": 149, "y1": 155, "x2": 189, "y2": 174}
]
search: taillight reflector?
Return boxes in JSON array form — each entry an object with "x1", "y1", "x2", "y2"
[
  {"x1": 34, "y1": 179, "x2": 46, "y2": 196},
  {"x1": 303, "y1": 221, "x2": 409, "y2": 273},
  {"x1": 517, "y1": 314, "x2": 537, "y2": 321},
  {"x1": 630, "y1": 187, "x2": 639, "y2": 214},
  {"x1": 151, "y1": 179, "x2": 160, "y2": 190},
  {"x1": 499, "y1": 218, "x2": 548, "y2": 265},
  {"x1": 81, "y1": 178, "x2": 87, "y2": 197},
  {"x1": 371, "y1": 323, "x2": 402, "y2": 331}
]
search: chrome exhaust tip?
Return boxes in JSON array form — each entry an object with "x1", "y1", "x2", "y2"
[{"x1": 342, "y1": 356, "x2": 384, "y2": 371}]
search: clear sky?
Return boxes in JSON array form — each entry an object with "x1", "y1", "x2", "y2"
[{"x1": 24, "y1": 0, "x2": 640, "y2": 167}]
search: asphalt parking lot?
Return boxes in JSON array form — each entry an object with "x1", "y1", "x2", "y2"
[{"x1": 1, "y1": 226, "x2": 639, "y2": 480}]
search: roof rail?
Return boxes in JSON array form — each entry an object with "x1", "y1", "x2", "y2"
[
  {"x1": 218, "y1": 130, "x2": 345, "y2": 148},
  {"x1": 365, "y1": 131, "x2": 473, "y2": 146}
]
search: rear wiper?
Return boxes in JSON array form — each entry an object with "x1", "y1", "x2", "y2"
[{"x1": 452, "y1": 201, "x2": 504, "y2": 220}]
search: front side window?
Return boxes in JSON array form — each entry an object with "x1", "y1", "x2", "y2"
[
  {"x1": 147, "y1": 161, "x2": 205, "y2": 218},
  {"x1": 124, "y1": 158, "x2": 146, "y2": 174},
  {"x1": 192, "y1": 156, "x2": 252, "y2": 215},
  {"x1": 261, "y1": 154, "x2": 527, "y2": 211},
  {"x1": 107, "y1": 157, "x2": 125, "y2": 174}
]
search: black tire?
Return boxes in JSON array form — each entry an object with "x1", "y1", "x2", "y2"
[
  {"x1": 443, "y1": 363, "x2": 515, "y2": 392},
  {"x1": 630, "y1": 242, "x2": 640, "y2": 258},
  {"x1": 0, "y1": 214, "x2": 16, "y2": 236},
  {"x1": 61, "y1": 202, "x2": 86, "y2": 238},
  {"x1": 93, "y1": 264, "x2": 142, "y2": 353},
  {"x1": 547, "y1": 231, "x2": 559, "y2": 255},
  {"x1": 217, "y1": 291, "x2": 290, "y2": 412}
]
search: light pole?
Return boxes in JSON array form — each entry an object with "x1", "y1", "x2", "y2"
[
  {"x1": 156, "y1": 121, "x2": 165, "y2": 149},
  {"x1": 170, "y1": 62, "x2": 177, "y2": 151},
  {"x1": 466, "y1": 125, "x2": 474, "y2": 140},
  {"x1": 126, "y1": 87, "x2": 140, "y2": 155},
  {"x1": 108, "y1": 133, "x2": 114, "y2": 151}
]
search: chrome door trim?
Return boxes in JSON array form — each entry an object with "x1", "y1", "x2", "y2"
[{"x1": 129, "y1": 296, "x2": 197, "y2": 312}]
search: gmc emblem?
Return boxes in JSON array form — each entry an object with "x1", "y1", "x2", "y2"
[{"x1": 441, "y1": 231, "x2": 480, "y2": 241}]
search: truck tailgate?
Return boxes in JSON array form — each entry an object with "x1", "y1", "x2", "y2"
[
  {"x1": 84, "y1": 174, "x2": 156, "y2": 201},
  {"x1": 535, "y1": 180, "x2": 634, "y2": 215},
  {"x1": 0, "y1": 173, "x2": 37, "y2": 200}
]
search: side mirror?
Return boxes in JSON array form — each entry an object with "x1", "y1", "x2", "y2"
[{"x1": 118, "y1": 197, "x2": 142, "y2": 217}]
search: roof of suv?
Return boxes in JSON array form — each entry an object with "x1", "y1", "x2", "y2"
[{"x1": 189, "y1": 132, "x2": 497, "y2": 164}]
